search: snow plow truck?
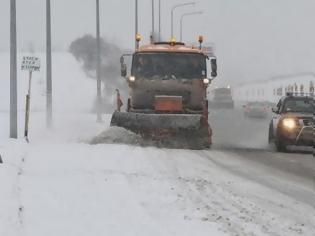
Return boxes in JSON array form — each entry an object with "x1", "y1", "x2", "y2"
[{"x1": 110, "y1": 36, "x2": 217, "y2": 149}]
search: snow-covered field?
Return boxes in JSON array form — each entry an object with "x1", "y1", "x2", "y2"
[{"x1": 1, "y1": 53, "x2": 314, "y2": 236}]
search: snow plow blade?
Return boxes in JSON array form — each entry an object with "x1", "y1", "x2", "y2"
[{"x1": 110, "y1": 111, "x2": 211, "y2": 149}]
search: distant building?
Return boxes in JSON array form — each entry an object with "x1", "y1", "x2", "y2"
[{"x1": 234, "y1": 72, "x2": 315, "y2": 103}]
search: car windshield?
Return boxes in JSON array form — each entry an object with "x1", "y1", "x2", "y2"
[
  {"x1": 283, "y1": 98, "x2": 315, "y2": 113},
  {"x1": 132, "y1": 53, "x2": 206, "y2": 79}
]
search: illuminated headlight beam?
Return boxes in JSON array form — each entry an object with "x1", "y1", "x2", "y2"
[{"x1": 282, "y1": 118, "x2": 297, "y2": 130}]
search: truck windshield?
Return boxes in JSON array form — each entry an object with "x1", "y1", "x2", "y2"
[
  {"x1": 132, "y1": 53, "x2": 206, "y2": 79},
  {"x1": 283, "y1": 98, "x2": 315, "y2": 113}
]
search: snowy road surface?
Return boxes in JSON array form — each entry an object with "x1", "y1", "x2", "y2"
[{"x1": 0, "y1": 111, "x2": 314, "y2": 236}]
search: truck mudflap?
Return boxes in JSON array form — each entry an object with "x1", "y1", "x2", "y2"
[{"x1": 110, "y1": 111, "x2": 212, "y2": 149}]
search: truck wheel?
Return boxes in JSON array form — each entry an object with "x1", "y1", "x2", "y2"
[
  {"x1": 190, "y1": 126, "x2": 212, "y2": 150},
  {"x1": 127, "y1": 98, "x2": 131, "y2": 112}
]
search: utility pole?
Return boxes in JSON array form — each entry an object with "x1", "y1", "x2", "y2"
[
  {"x1": 10, "y1": 0, "x2": 17, "y2": 139},
  {"x1": 46, "y1": 0, "x2": 52, "y2": 128},
  {"x1": 158, "y1": 0, "x2": 161, "y2": 41},
  {"x1": 151, "y1": 0, "x2": 155, "y2": 42},
  {"x1": 96, "y1": 0, "x2": 102, "y2": 122},
  {"x1": 135, "y1": 0, "x2": 138, "y2": 49}
]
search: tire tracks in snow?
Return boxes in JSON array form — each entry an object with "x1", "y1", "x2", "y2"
[
  {"x1": 198, "y1": 150, "x2": 315, "y2": 236},
  {"x1": 122, "y1": 148, "x2": 312, "y2": 235},
  {"x1": 120, "y1": 148, "x2": 263, "y2": 235},
  {"x1": 173, "y1": 151, "x2": 279, "y2": 236},
  {"x1": 203, "y1": 149, "x2": 315, "y2": 208}
]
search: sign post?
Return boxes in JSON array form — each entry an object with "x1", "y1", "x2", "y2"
[{"x1": 21, "y1": 56, "x2": 40, "y2": 142}]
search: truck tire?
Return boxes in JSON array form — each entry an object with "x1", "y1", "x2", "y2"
[{"x1": 127, "y1": 98, "x2": 131, "y2": 112}]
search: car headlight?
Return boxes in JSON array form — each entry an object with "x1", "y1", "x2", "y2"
[{"x1": 282, "y1": 118, "x2": 297, "y2": 130}]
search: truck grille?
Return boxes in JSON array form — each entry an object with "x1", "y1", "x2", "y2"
[{"x1": 303, "y1": 119, "x2": 314, "y2": 126}]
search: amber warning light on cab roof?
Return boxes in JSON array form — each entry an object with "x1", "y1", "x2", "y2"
[
  {"x1": 170, "y1": 37, "x2": 177, "y2": 46},
  {"x1": 198, "y1": 35, "x2": 204, "y2": 49},
  {"x1": 135, "y1": 33, "x2": 205, "y2": 50},
  {"x1": 136, "y1": 33, "x2": 142, "y2": 49}
]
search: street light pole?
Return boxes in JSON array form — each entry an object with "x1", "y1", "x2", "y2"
[
  {"x1": 171, "y1": 2, "x2": 195, "y2": 38},
  {"x1": 180, "y1": 11, "x2": 203, "y2": 42},
  {"x1": 46, "y1": 0, "x2": 52, "y2": 128},
  {"x1": 10, "y1": 0, "x2": 17, "y2": 138},
  {"x1": 158, "y1": 0, "x2": 161, "y2": 41},
  {"x1": 96, "y1": 0, "x2": 102, "y2": 122},
  {"x1": 151, "y1": 0, "x2": 155, "y2": 42},
  {"x1": 135, "y1": 0, "x2": 138, "y2": 49}
]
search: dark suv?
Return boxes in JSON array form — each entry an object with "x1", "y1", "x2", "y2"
[{"x1": 268, "y1": 93, "x2": 314, "y2": 152}]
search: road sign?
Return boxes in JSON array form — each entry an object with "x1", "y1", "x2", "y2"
[
  {"x1": 21, "y1": 56, "x2": 40, "y2": 72},
  {"x1": 21, "y1": 56, "x2": 40, "y2": 142}
]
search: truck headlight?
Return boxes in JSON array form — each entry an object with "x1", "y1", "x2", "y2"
[
  {"x1": 129, "y1": 76, "x2": 136, "y2": 82},
  {"x1": 282, "y1": 118, "x2": 296, "y2": 130},
  {"x1": 203, "y1": 78, "x2": 210, "y2": 84}
]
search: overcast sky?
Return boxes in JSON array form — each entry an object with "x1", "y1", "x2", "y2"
[{"x1": 0, "y1": 0, "x2": 315, "y2": 84}]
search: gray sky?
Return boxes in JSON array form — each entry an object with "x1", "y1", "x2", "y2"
[{"x1": 1, "y1": 0, "x2": 315, "y2": 84}]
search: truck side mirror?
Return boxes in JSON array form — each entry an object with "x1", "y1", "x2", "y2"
[
  {"x1": 211, "y1": 58, "x2": 217, "y2": 78},
  {"x1": 121, "y1": 64, "x2": 127, "y2": 77},
  {"x1": 271, "y1": 107, "x2": 278, "y2": 113},
  {"x1": 120, "y1": 56, "x2": 127, "y2": 77}
]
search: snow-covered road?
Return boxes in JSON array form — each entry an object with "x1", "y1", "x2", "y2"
[{"x1": 1, "y1": 112, "x2": 314, "y2": 236}]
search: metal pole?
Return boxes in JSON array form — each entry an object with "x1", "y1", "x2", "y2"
[
  {"x1": 158, "y1": 0, "x2": 161, "y2": 41},
  {"x1": 46, "y1": 0, "x2": 52, "y2": 128},
  {"x1": 96, "y1": 0, "x2": 102, "y2": 122},
  {"x1": 10, "y1": 0, "x2": 17, "y2": 138},
  {"x1": 180, "y1": 16, "x2": 183, "y2": 42},
  {"x1": 152, "y1": 0, "x2": 155, "y2": 42},
  {"x1": 135, "y1": 0, "x2": 138, "y2": 50},
  {"x1": 180, "y1": 11, "x2": 203, "y2": 42},
  {"x1": 171, "y1": 2, "x2": 195, "y2": 38},
  {"x1": 171, "y1": 8, "x2": 174, "y2": 38}
]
